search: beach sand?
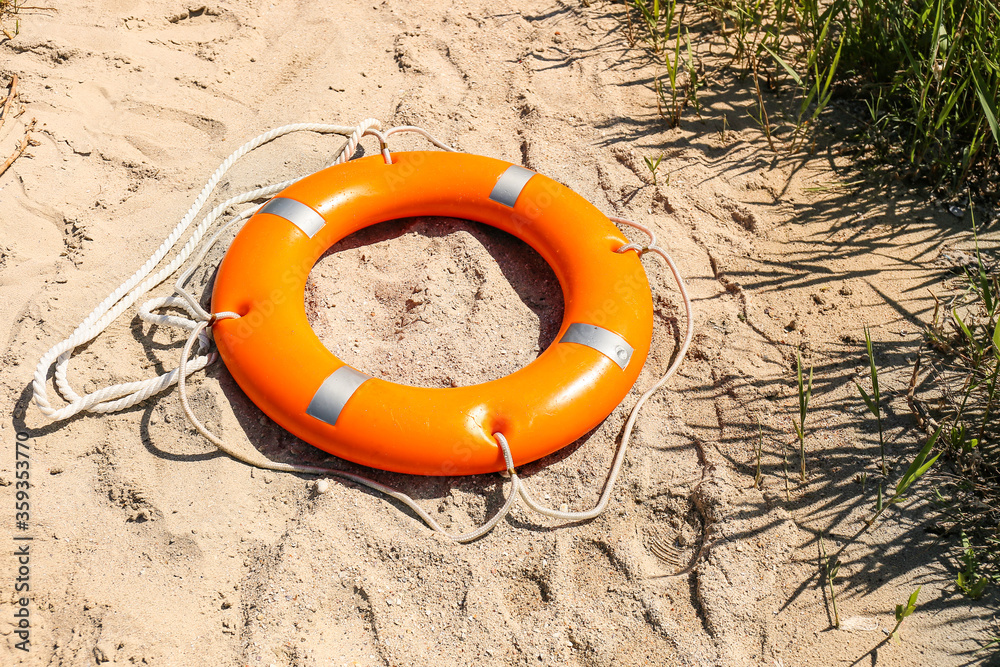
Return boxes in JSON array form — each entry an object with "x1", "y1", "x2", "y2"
[{"x1": 1, "y1": 1, "x2": 996, "y2": 665}]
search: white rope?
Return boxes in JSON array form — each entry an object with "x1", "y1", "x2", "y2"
[
  {"x1": 178, "y1": 319, "x2": 518, "y2": 543},
  {"x1": 31, "y1": 118, "x2": 694, "y2": 543},
  {"x1": 32, "y1": 119, "x2": 383, "y2": 421},
  {"x1": 173, "y1": 212, "x2": 692, "y2": 540},
  {"x1": 511, "y1": 218, "x2": 694, "y2": 521}
]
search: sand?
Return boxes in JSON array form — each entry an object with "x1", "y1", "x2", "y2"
[{"x1": 1, "y1": 0, "x2": 997, "y2": 665}]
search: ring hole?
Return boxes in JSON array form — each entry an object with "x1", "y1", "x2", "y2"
[{"x1": 305, "y1": 217, "x2": 564, "y2": 388}]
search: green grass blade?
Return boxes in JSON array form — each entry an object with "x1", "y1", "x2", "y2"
[
  {"x1": 918, "y1": 0, "x2": 946, "y2": 112},
  {"x1": 933, "y1": 79, "x2": 969, "y2": 132},
  {"x1": 761, "y1": 43, "x2": 803, "y2": 86},
  {"x1": 911, "y1": 451, "x2": 942, "y2": 484},
  {"x1": 797, "y1": 352, "x2": 805, "y2": 418},
  {"x1": 896, "y1": 426, "x2": 942, "y2": 496},
  {"x1": 864, "y1": 327, "x2": 880, "y2": 400},
  {"x1": 856, "y1": 382, "x2": 877, "y2": 415},
  {"x1": 971, "y1": 65, "x2": 1000, "y2": 149},
  {"x1": 820, "y1": 35, "x2": 844, "y2": 100},
  {"x1": 893, "y1": 22, "x2": 922, "y2": 84},
  {"x1": 953, "y1": 309, "x2": 982, "y2": 355}
]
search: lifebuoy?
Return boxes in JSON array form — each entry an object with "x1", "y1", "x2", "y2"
[{"x1": 211, "y1": 151, "x2": 653, "y2": 476}]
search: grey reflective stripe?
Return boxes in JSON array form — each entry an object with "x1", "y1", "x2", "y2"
[
  {"x1": 559, "y1": 323, "x2": 634, "y2": 370},
  {"x1": 488, "y1": 165, "x2": 536, "y2": 208},
  {"x1": 305, "y1": 366, "x2": 372, "y2": 426},
  {"x1": 259, "y1": 197, "x2": 326, "y2": 238}
]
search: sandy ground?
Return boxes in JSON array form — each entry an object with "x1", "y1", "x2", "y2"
[{"x1": 1, "y1": 0, "x2": 998, "y2": 665}]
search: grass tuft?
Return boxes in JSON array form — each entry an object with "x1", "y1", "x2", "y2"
[
  {"x1": 891, "y1": 587, "x2": 921, "y2": 644},
  {"x1": 820, "y1": 534, "x2": 841, "y2": 629},
  {"x1": 628, "y1": 0, "x2": 999, "y2": 194},
  {"x1": 919, "y1": 207, "x2": 1000, "y2": 601},
  {"x1": 643, "y1": 153, "x2": 666, "y2": 185}
]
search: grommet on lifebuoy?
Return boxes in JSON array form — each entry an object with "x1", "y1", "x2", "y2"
[{"x1": 211, "y1": 151, "x2": 654, "y2": 476}]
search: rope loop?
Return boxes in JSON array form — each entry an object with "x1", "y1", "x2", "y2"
[
  {"x1": 494, "y1": 432, "x2": 517, "y2": 476},
  {"x1": 613, "y1": 216, "x2": 661, "y2": 257},
  {"x1": 616, "y1": 242, "x2": 645, "y2": 254}
]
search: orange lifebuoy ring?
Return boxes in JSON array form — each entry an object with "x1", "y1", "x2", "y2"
[{"x1": 211, "y1": 151, "x2": 653, "y2": 476}]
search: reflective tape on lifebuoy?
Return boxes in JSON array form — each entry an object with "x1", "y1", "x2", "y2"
[{"x1": 211, "y1": 151, "x2": 654, "y2": 476}]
